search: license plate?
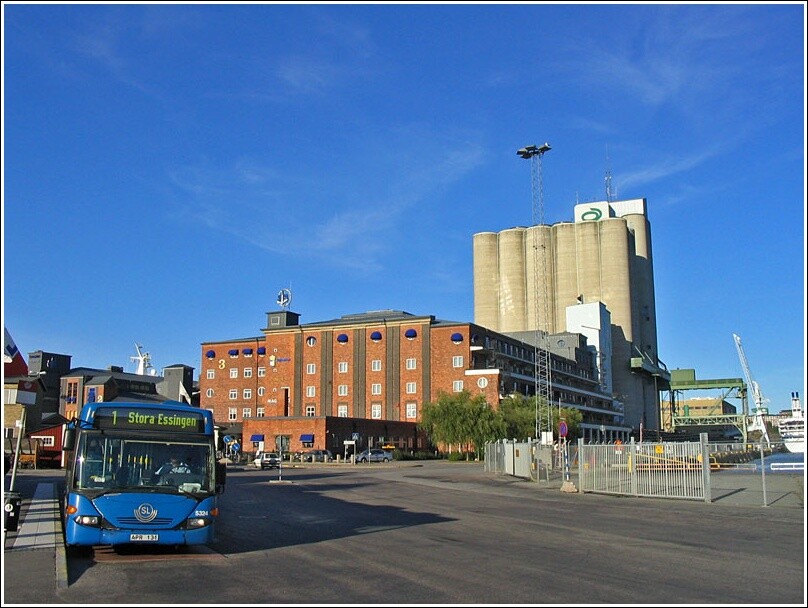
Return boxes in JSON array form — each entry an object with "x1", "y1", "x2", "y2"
[{"x1": 130, "y1": 534, "x2": 159, "y2": 542}]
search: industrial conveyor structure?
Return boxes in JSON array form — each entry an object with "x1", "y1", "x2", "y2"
[{"x1": 665, "y1": 368, "x2": 750, "y2": 442}]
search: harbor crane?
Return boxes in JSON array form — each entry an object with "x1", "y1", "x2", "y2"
[{"x1": 733, "y1": 333, "x2": 770, "y2": 445}]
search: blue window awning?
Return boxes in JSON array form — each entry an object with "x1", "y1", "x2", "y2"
[
  {"x1": 243, "y1": 348, "x2": 253, "y2": 355},
  {"x1": 300, "y1": 434, "x2": 315, "y2": 443},
  {"x1": 228, "y1": 349, "x2": 239, "y2": 356},
  {"x1": 250, "y1": 434, "x2": 264, "y2": 442},
  {"x1": 257, "y1": 346, "x2": 266, "y2": 355},
  {"x1": 205, "y1": 349, "x2": 216, "y2": 358}
]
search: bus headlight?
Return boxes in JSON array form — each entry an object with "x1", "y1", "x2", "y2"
[
  {"x1": 185, "y1": 516, "x2": 211, "y2": 529},
  {"x1": 75, "y1": 515, "x2": 101, "y2": 527}
]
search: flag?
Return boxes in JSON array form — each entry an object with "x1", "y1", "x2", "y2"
[{"x1": 4, "y1": 327, "x2": 29, "y2": 377}]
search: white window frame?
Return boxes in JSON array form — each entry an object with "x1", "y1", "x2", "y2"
[
  {"x1": 371, "y1": 383, "x2": 382, "y2": 396},
  {"x1": 229, "y1": 389, "x2": 238, "y2": 400},
  {"x1": 243, "y1": 388, "x2": 252, "y2": 399},
  {"x1": 228, "y1": 407, "x2": 237, "y2": 421},
  {"x1": 337, "y1": 405, "x2": 348, "y2": 417},
  {"x1": 406, "y1": 402, "x2": 417, "y2": 419},
  {"x1": 257, "y1": 367, "x2": 266, "y2": 377},
  {"x1": 306, "y1": 363, "x2": 316, "y2": 375},
  {"x1": 242, "y1": 408, "x2": 251, "y2": 419},
  {"x1": 338, "y1": 361, "x2": 348, "y2": 373},
  {"x1": 452, "y1": 355, "x2": 464, "y2": 368},
  {"x1": 406, "y1": 382, "x2": 417, "y2": 394},
  {"x1": 306, "y1": 386, "x2": 316, "y2": 398},
  {"x1": 206, "y1": 388, "x2": 214, "y2": 398},
  {"x1": 305, "y1": 405, "x2": 316, "y2": 417},
  {"x1": 338, "y1": 384, "x2": 349, "y2": 397},
  {"x1": 230, "y1": 368, "x2": 238, "y2": 379},
  {"x1": 206, "y1": 369, "x2": 215, "y2": 380},
  {"x1": 371, "y1": 359, "x2": 382, "y2": 372},
  {"x1": 453, "y1": 380, "x2": 464, "y2": 392},
  {"x1": 257, "y1": 387, "x2": 265, "y2": 397},
  {"x1": 371, "y1": 403, "x2": 382, "y2": 419},
  {"x1": 257, "y1": 407, "x2": 265, "y2": 417},
  {"x1": 406, "y1": 358, "x2": 417, "y2": 370},
  {"x1": 244, "y1": 367, "x2": 253, "y2": 378}
]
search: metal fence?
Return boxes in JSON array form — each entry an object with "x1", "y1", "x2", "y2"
[
  {"x1": 577, "y1": 436, "x2": 711, "y2": 502},
  {"x1": 485, "y1": 435, "x2": 803, "y2": 506}
]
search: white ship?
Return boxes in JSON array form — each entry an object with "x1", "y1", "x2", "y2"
[{"x1": 778, "y1": 392, "x2": 804, "y2": 454}]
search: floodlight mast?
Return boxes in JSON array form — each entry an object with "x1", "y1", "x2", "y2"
[{"x1": 517, "y1": 143, "x2": 552, "y2": 443}]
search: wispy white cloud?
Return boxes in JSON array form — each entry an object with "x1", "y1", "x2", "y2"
[
  {"x1": 168, "y1": 132, "x2": 486, "y2": 271},
  {"x1": 617, "y1": 144, "x2": 724, "y2": 192}
]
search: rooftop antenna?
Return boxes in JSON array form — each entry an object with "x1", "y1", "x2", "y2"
[{"x1": 605, "y1": 144, "x2": 613, "y2": 203}]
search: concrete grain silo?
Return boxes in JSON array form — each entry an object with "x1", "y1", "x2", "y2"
[
  {"x1": 472, "y1": 232, "x2": 500, "y2": 331},
  {"x1": 497, "y1": 228, "x2": 528, "y2": 332},
  {"x1": 525, "y1": 225, "x2": 556, "y2": 334},
  {"x1": 472, "y1": 198, "x2": 668, "y2": 432}
]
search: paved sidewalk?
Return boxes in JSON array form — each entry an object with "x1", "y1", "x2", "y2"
[{"x1": 3, "y1": 480, "x2": 69, "y2": 603}]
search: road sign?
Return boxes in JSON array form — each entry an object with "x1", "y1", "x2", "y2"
[{"x1": 559, "y1": 421, "x2": 568, "y2": 438}]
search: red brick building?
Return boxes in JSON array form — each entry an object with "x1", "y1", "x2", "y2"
[{"x1": 200, "y1": 309, "x2": 620, "y2": 456}]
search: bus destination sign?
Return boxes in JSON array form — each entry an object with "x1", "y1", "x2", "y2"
[{"x1": 94, "y1": 407, "x2": 206, "y2": 433}]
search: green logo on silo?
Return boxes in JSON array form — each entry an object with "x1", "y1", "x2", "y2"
[{"x1": 581, "y1": 208, "x2": 603, "y2": 221}]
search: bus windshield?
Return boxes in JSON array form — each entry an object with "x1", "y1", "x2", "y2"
[{"x1": 74, "y1": 432, "x2": 214, "y2": 494}]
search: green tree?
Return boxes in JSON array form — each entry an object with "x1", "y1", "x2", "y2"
[
  {"x1": 420, "y1": 391, "x2": 504, "y2": 459},
  {"x1": 498, "y1": 394, "x2": 583, "y2": 441}
]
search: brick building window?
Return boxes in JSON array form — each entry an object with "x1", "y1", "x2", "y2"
[
  {"x1": 371, "y1": 383, "x2": 382, "y2": 395},
  {"x1": 406, "y1": 402, "x2": 417, "y2": 419},
  {"x1": 243, "y1": 388, "x2": 252, "y2": 399},
  {"x1": 337, "y1": 385, "x2": 348, "y2": 397},
  {"x1": 305, "y1": 405, "x2": 316, "y2": 417},
  {"x1": 406, "y1": 358, "x2": 417, "y2": 370},
  {"x1": 452, "y1": 355, "x2": 464, "y2": 368},
  {"x1": 338, "y1": 362, "x2": 348, "y2": 373},
  {"x1": 229, "y1": 389, "x2": 238, "y2": 399},
  {"x1": 306, "y1": 386, "x2": 315, "y2": 398},
  {"x1": 228, "y1": 408, "x2": 237, "y2": 421},
  {"x1": 206, "y1": 388, "x2": 214, "y2": 398},
  {"x1": 371, "y1": 359, "x2": 382, "y2": 372},
  {"x1": 371, "y1": 403, "x2": 382, "y2": 419},
  {"x1": 337, "y1": 405, "x2": 348, "y2": 417},
  {"x1": 230, "y1": 368, "x2": 238, "y2": 379},
  {"x1": 207, "y1": 369, "x2": 215, "y2": 379},
  {"x1": 453, "y1": 380, "x2": 464, "y2": 392},
  {"x1": 242, "y1": 408, "x2": 251, "y2": 419},
  {"x1": 406, "y1": 382, "x2": 417, "y2": 394},
  {"x1": 257, "y1": 407, "x2": 265, "y2": 417},
  {"x1": 306, "y1": 363, "x2": 316, "y2": 374},
  {"x1": 257, "y1": 367, "x2": 266, "y2": 377},
  {"x1": 244, "y1": 368, "x2": 253, "y2": 378}
]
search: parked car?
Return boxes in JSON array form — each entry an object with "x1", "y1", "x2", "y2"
[
  {"x1": 356, "y1": 448, "x2": 393, "y2": 463},
  {"x1": 254, "y1": 452, "x2": 281, "y2": 469},
  {"x1": 300, "y1": 449, "x2": 334, "y2": 462}
]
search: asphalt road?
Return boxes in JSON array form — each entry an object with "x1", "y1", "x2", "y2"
[{"x1": 5, "y1": 461, "x2": 806, "y2": 604}]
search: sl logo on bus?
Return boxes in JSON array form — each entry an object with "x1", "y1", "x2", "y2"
[{"x1": 135, "y1": 503, "x2": 158, "y2": 523}]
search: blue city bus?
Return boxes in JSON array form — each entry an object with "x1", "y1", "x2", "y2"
[{"x1": 62, "y1": 400, "x2": 226, "y2": 547}]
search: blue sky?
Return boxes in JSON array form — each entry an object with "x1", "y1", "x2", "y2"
[{"x1": 3, "y1": 3, "x2": 805, "y2": 414}]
